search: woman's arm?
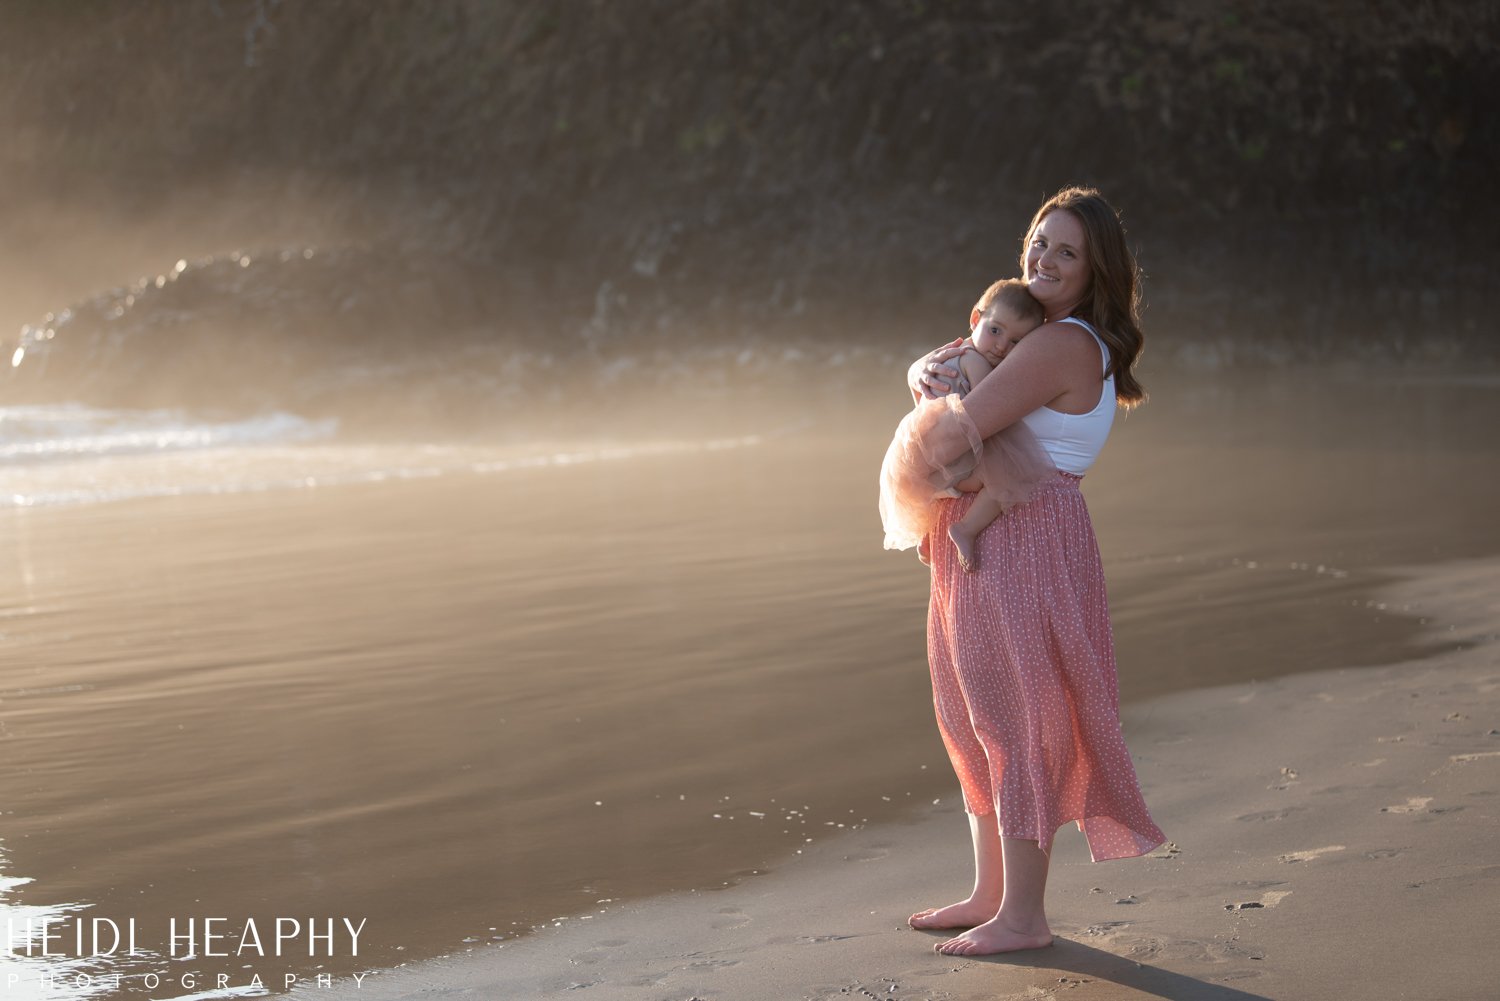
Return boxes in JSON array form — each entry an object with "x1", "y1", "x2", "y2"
[{"x1": 958, "y1": 322, "x2": 1101, "y2": 438}]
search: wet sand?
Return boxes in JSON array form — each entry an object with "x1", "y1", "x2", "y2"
[
  {"x1": 296, "y1": 556, "x2": 1500, "y2": 1001},
  {"x1": 2, "y1": 363, "x2": 1498, "y2": 996}
]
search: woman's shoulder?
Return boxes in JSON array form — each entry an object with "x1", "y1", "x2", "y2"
[
  {"x1": 1039, "y1": 316, "x2": 1098, "y2": 336},
  {"x1": 1027, "y1": 319, "x2": 1099, "y2": 357},
  {"x1": 1000, "y1": 320, "x2": 1104, "y2": 392}
]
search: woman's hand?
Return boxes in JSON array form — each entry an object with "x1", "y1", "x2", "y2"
[{"x1": 908, "y1": 338, "x2": 970, "y2": 401}]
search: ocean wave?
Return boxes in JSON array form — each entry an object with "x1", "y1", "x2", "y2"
[
  {"x1": 3, "y1": 431, "x2": 769, "y2": 510},
  {"x1": 0, "y1": 405, "x2": 336, "y2": 464}
]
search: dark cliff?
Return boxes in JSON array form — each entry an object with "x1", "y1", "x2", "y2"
[{"x1": 3, "y1": 0, "x2": 1496, "y2": 361}]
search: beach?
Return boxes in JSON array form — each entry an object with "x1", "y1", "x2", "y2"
[
  {"x1": 3, "y1": 363, "x2": 1498, "y2": 1000},
  {"x1": 296, "y1": 555, "x2": 1500, "y2": 1001}
]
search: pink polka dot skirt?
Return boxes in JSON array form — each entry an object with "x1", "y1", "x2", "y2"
[{"x1": 927, "y1": 472, "x2": 1165, "y2": 862}]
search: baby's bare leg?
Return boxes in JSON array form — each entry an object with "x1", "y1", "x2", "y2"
[{"x1": 948, "y1": 495, "x2": 1004, "y2": 573}]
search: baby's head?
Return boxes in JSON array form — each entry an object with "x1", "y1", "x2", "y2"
[{"x1": 970, "y1": 278, "x2": 1045, "y2": 366}]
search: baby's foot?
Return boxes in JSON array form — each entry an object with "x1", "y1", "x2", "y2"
[
  {"x1": 908, "y1": 898, "x2": 998, "y2": 930},
  {"x1": 947, "y1": 524, "x2": 979, "y2": 573},
  {"x1": 917, "y1": 534, "x2": 932, "y2": 567},
  {"x1": 933, "y1": 914, "x2": 1053, "y2": 955}
]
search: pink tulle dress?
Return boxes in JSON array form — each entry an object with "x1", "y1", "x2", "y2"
[{"x1": 878, "y1": 385, "x2": 1054, "y2": 552}]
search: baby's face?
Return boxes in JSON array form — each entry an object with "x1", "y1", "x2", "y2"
[{"x1": 970, "y1": 303, "x2": 1039, "y2": 366}]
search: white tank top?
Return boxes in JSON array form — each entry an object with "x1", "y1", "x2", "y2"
[{"x1": 1019, "y1": 316, "x2": 1115, "y2": 475}]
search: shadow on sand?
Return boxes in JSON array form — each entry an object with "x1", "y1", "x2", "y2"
[{"x1": 916, "y1": 935, "x2": 1275, "y2": 1001}]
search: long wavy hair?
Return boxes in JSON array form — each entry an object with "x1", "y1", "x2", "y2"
[{"x1": 1019, "y1": 187, "x2": 1146, "y2": 407}]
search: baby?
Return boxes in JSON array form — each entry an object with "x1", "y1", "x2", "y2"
[
  {"x1": 878, "y1": 278, "x2": 1051, "y2": 573},
  {"x1": 939, "y1": 279, "x2": 1046, "y2": 571}
]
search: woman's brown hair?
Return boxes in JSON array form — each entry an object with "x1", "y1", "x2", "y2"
[{"x1": 1019, "y1": 187, "x2": 1147, "y2": 407}]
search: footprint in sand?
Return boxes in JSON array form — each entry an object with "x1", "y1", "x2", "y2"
[
  {"x1": 1381, "y1": 796, "x2": 1432, "y2": 814},
  {"x1": 808, "y1": 984, "x2": 887, "y2": 1001},
  {"x1": 1176, "y1": 936, "x2": 1269, "y2": 968},
  {"x1": 625, "y1": 955, "x2": 741, "y2": 989},
  {"x1": 568, "y1": 938, "x2": 629, "y2": 965},
  {"x1": 1225, "y1": 890, "x2": 1291, "y2": 910},
  {"x1": 625, "y1": 971, "x2": 672, "y2": 988},
  {"x1": 1236, "y1": 807, "x2": 1306, "y2": 822},
  {"x1": 1278, "y1": 845, "x2": 1346, "y2": 864},
  {"x1": 1311, "y1": 783, "x2": 1372, "y2": 796},
  {"x1": 842, "y1": 844, "x2": 891, "y2": 862},
  {"x1": 686, "y1": 957, "x2": 741, "y2": 970},
  {"x1": 1121, "y1": 936, "x2": 1165, "y2": 961},
  {"x1": 1079, "y1": 920, "x2": 1132, "y2": 936},
  {"x1": 1267, "y1": 766, "x2": 1300, "y2": 790},
  {"x1": 1451, "y1": 750, "x2": 1500, "y2": 762},
  {"x1": 711, "y1": 906, "x2": 751, "y2": 929}
]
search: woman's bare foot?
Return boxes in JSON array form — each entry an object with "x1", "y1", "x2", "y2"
[
  {"x1": 933, "y1": 913, "x2": 1053, "y2": 955},
  {"x1": 907, "y1": 897, "x2": 999, "y2": 930},
  {"x1": 947, "y1": 524, "x2": 979, "y2": 573}
]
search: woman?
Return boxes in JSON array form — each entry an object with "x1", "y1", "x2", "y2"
[{"x1": 904, "y1": 187, "x2": 1165, "y2": 956}]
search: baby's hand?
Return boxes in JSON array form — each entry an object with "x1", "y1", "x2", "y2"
[{"x1": 916, "y1": 339, "x2": 969, "y2": 399}]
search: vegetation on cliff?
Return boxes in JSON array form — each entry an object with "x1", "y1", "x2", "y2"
[{"x1": 2, "y1": 0, "x2": 1495, "y2": 360}]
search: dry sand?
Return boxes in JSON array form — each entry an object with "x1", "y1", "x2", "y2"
[{"x1": 301, "y1": 556, "x2": 1500, "y2": 1001}]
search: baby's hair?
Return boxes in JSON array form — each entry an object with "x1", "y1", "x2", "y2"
[{"x1": 974, "y1": 278, "x2": 1044, "y2": 327}]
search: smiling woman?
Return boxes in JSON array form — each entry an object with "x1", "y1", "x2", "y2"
[
  {"x1": 1020, "y1": 190, "x2": 1147, "y2": 408},
  {"x1": 901, "y1": 187, "x2": 1163, "y2": 957},
  {"x1": 1023, "y1": 212, "x2": 1090, "y2": 319}
]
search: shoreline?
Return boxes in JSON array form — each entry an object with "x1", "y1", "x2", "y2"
[{"x1": 302, "y1": 555, "x2": 1500, "y2": 1001}]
